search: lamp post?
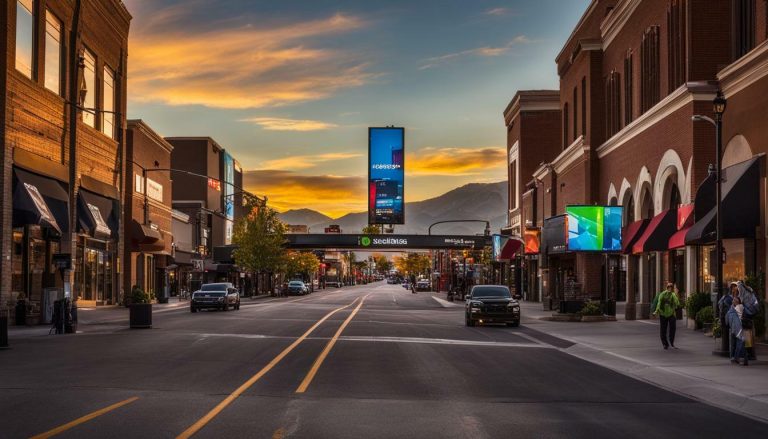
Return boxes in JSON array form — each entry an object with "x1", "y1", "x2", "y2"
[{"x1": 693, "y1": 90, "x2": 728, "y2": 356}]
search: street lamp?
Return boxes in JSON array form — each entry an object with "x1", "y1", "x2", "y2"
[{"x1": 693, "y1": 90, "x2": 727, "y2": 356}]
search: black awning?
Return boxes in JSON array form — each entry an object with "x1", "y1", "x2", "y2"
[
  {"x1": 130, "y1": 219, "x2": 163, "y2": 251},
  {"x1": 12, "y1": 168, "x2": 69, "y2": 234},
  {"x1": 686, "y1": 156, "x2": 762, "y2": 245},
  {"x1": 78, "y1": 189, "x2": 118, "y2": 239}
]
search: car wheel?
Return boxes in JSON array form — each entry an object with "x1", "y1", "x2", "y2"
[
  {"x1": 465, "y1": 315, "x2": 475, "y2": 327},
  {"x1": 222, "y1": 303, "x2": 229, "y2": 312},
  {"x1": 507, "y1": 321, "x2": 520, "y2": 327},
  {"x1": 191, "y1": 306, "x2": 197, "y2": 313},
  {"x1": 236, "y1": 302, "x2": 240, "y2": 310}
]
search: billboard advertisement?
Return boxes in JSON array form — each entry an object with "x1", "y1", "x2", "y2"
[
  {"x1": 223, "y1": 152, "x2": 235, "y2": 244},
  {"x1": 369, "y1": 127, "x2": 404, "y2": 224},
  {"x1": 566, "y1": 206, "x2": 623, "y2": 252}
]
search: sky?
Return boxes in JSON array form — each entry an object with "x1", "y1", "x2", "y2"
[{"x1": 123, "y1": 0, "x2": 590, "y2": 218}]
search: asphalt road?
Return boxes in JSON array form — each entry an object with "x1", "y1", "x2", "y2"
[{"x1": 1, "y1": 282, "x2": 765, "y2": 438}]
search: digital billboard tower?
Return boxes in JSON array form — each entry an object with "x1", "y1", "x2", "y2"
[{"x1": 368, "y1": 127, "x2": 405, "y2": 224}]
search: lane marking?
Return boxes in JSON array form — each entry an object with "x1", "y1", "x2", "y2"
[
  {"x1": 176, "y1": 298, "x2": 360, "y2": 439},
  {"x1": 30, "y1": 397, "x2": 139, "y2": 439},
  {"x1": 338, "y1": 335, "x2": 555, "y2": 348},
  {"x1": 295, "y1": 294, "x2": 370, "y2": 393}
]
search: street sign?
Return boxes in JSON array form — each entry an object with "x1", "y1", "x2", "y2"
[{"x1": 192, "y1": 259, "x2": 204, "y2": 271}]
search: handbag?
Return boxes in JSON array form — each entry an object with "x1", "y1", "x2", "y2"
[
  {"x1": 742, "y1": 318, "x2": 754, "y2": 330},
  {"x1": 743, "y1": 329, "x2": 753, "y2": 348}
]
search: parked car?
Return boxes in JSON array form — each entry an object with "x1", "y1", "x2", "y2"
[
  {"x1": 416, "y1": 279, "x2": 430, "y2": 291},
  {"x1": 191, "y1": 283, "x2": 240, "y2": 312},
  {"x1": 387, "y1": 277, "x2": 398, "y2": 284},
  {"x1": 465, "y1": 285, "x2": 520, "y2": 327},
  {"x1": 287, "y1": 280, "x2": 309, "y2": 296}
]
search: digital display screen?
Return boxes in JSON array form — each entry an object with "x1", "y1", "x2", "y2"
[
  {"x1": 369, "y1": 127, "x2": 404, "y2": 224},
  {"x1": 566, "y1": 206, "x2": 623, "y2": 252}
]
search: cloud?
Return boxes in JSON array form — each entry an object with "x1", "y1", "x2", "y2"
[
  {"x1": 241, "y1": 117, "x2": 339, "y2": 131},
  {"x1": 419, "y1": 35, "x2": 529, "y2": 70},
  {"x1": 407, "y1": 147, "x2": 506, "y2": 176},
  {"x1": 128, "y1": 12, "x2": 379, "y2": 109},
  {"x1": 260, "y1": 152, "x2": 363, "y2": 171},
  {"x1": 485, "y1": 7, "x2": 510, "y2": 16},
  {"x1": 243, "y1": 170, "x2": 365, "y2": 217}
]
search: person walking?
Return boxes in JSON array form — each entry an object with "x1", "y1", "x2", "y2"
[
  {"x1": 737, "y1": 281, "x2": 759, "y2": 361},
  {"x1": 654, "y1": 282, "x2": 681, "y2": 350},
  {"x1": 727, "y1": 297, "x2": 748, "y2": 366},
  {"x1": 719, "y1": 283, "x2": 738, "y2": 359}
]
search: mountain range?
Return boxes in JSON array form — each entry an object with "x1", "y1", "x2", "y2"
[{"x1": 278, "y1": 181, "x2": 508, "y2": 235}]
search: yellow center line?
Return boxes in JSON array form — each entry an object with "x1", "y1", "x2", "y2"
[
  {"x1": 176, "y1": 298, "x2": 360, "y2": 439},
  {"x1": 295, "y1": 293, "x2": 371, "y2": 393},
  {"x1": 29, "y1": 397, "x2": 139, "y2": 439}
]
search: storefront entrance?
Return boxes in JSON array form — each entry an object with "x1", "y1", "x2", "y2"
[{"x1": 75, "y1": 238, "x2": 116, "y2": 305}]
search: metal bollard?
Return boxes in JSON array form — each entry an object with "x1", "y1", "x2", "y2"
[{"x1": 1, "y1": 309, "x2": 9, "y2": 349}]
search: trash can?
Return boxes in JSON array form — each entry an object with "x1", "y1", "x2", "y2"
[{"x1": 14, "y1": 300, "x2": 26, "y2": 326}]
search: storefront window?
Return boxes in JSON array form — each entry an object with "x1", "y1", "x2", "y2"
[{"x1": 12, "y1": 229, "x2": 24, "y2": 296}]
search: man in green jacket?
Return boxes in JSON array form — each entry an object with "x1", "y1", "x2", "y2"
[{"x1": 654, "y1": 282, "x2": 681, "y2": 350}]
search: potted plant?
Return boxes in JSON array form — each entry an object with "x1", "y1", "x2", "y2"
[
  {"x1": 579, "y1": 300, "x2": 604, "y2": 322},
  {"x1": 697, "y1": 305, "x2": 715, "y2": 334},
  {"x1": 685, "y1": 292, "x2": 710, "y2": 330},
  {"x1": 129, "y1": 285, "x2": 152, "y2": 329}
]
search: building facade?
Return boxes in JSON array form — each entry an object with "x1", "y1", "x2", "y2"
[
  {"x1": 124, "y1": 120, "x2": 174, "y2": 302},
  {"x1": 1, "y1": 0, "x2": 130, "y2": 320},
  {"x1": 508, "y1": 0, "x2": 767, "y2": 328}
]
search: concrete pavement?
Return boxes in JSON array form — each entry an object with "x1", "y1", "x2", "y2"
[
  {"x1": 1, "y1": 283, "x2": 766, "y2": 438},
  {"x1": 519, "y1": 300, "x2": 768, "y2": 424}
]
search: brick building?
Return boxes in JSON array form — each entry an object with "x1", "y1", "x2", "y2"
[
  {"x1": 124, "y1": 120, "x2": 174, "y2": 302},
  {"x1": 507, "y1": 0, "x2": 767, "y2": 326},
  {"x1": 1, "y1": 0, "x2": 130, "y2": 320}
]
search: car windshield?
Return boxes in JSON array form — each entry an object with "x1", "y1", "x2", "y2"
[
  {"x1": 201, "y1": 284, "x2": 228, "y2": 292},
  {"x1": 471, "y1": 287, "x2": 511, "y2": 298},
  {"x1": 289, "y1": 282, "x2": 304, "y2": 286}
]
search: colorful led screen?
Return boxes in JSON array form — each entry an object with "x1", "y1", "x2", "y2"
[
  {"x1": 566, "y1": 206, "x2": 623, "y2": 252},
  {"x1": 369, "y1": 127, "x2": 404, "y2": 224}
]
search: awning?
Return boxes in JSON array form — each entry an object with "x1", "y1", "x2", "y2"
[
  {"x1": 668, "y1": 204, "x2": 694, "y2": 250},
  {"x1": 685, "y1": 156, "x2": 762, "y2": 245},
  {"x1": 213, "y1": 245, "x2": 238, "y2": 264},
  {"x1": 12, "y1": 168, "x2": 69, "y2": 234},
  {"x1": 204, "y1": 262, "x2": 236, "y2": 273},
  {"x1": 499, "y1": 237, "x2": 524, "y2": 260},
  {"x1": 621, "y1": 219, "x2": 649, "y2": 254},
  {"x1": 77, "y1": 189, "x2": 118, "y2": 239},
  {"x1": 632, "y1": 209, "x2": 677, "y2": 254},
  {"x1": 130, "y1": 220, "x2": 164, "y2": 252}
]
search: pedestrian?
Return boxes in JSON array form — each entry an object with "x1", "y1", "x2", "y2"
[
  {"x1": 673, "y1": 284, "x2": 684, "y2": 320},
  {"x1": 726, "y1": 297, "x2": 748, "y2": 366},
  {"x1": 736, "y1": 281, "x2": 759, "y2": 361},
  {"x1": 719, "y1": 282, "x2": 738, "y2": 358},
  {"x1": 654, "y1": 281, "x2": 681, "y2": 350}
]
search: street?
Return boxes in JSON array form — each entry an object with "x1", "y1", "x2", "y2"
[{"x1": 0, "y1": 281, "x2": 765, "y2": 439}]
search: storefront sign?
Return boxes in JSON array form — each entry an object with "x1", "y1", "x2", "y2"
[{"x1": 146, "y1": 178, "x2": 163, "y2": 202}]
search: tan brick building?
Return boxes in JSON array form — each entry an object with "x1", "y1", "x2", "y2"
[
  {"x1": 1, "y1": 0, "x2": 130, "y2": 320},
  {"x1": 125, "y1": 120, "x2": 174, "y2": 303},
  {"x1": 508, "y1": 0, "x2": 767, "y2": 327}
]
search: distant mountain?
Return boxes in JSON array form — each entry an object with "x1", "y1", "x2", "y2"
[
  {"x1": 278, "y1": 181, "x2": 508, "y2": 235},
  {"x1": 278, "y1": 208, "x2": 332, "y2": 227}
]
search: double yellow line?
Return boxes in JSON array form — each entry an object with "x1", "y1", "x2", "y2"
[{"x1": 177, "y1": 295, "x2": 368, "y2": 439}]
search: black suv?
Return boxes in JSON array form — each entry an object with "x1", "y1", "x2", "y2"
[
  {"x1": 465, "y1": 285, "x2": 520, "y2": 327},
  {"x1": 191, "y1": 283, "x2": 241, "y2": 312}
]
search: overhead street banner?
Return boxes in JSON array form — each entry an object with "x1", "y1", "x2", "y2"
[{"x1": 286, "y1": 234, "x2": 489, "y2": 250}]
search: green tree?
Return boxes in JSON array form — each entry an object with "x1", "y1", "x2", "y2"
[
  {"x1": 362, "y1": 224, "x2": 382, "y2": 235},
  {"x1": 285, "y1": 251, "x2": 321, "y2": 281},
  {"x1": 374, "y1": 255, "x2": 393, "y2": 273},
  {"x1": 232, "y1": 202, "x2": 287, "y2": 287}
]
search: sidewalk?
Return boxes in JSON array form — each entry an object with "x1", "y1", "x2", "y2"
[{"x1": 519, "y1": 301, "x2": 768, "y2": 424}]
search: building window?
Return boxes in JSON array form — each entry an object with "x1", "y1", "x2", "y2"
[
  {"x1": 563, "y1": 103, "x2": 569, "y2": 149},
  {"x1": 732, "y1": 0, "x2": 756, "y2": 60},
  {"x1": 510, "y1": 160, "x2": 518, "y2": 210},
  {"x1": 667, "y1": 0, "x2": 687, "y2": 92},
  {"x1": 44, "y1": 10, "x2": 62, "y2": 95},
  {"x1": 581, "y1": 77, "x2": 587, "y2": 137},
  {"x1": 640, "y1": 25, "x2": 661, "y2": 114},
  {"x1": 82, "y1": 49, "x2": 96, "y2": 128},
  {"x1": 604, "y1": 70, "x2": 621, "y2": 139},
  {"x1": 573, "y1": 87, "x2": 578, "y2": 140},
  {"x1": 624, "y1": 50, "x2": 634, "y2": 126},
  {"x1": 15, "y1": 0, "x2": 35, "y2": 79},
  {"x1": 102, "y1": 66, "x2": 115, "y2": 138}
]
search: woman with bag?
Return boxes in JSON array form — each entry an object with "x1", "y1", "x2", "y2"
[
  {"x1": 737, "y1": 281, "x2": 759, "y2": 361},
  {"x1": 727, "y1": 297, "x2": 748, "y2": 366}
]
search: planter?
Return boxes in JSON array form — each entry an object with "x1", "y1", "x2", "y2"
[
  {"x1": 702, "y1": 322, "x2": 713, "y2": 335},
  {"x1": 129, "y1": 303, "x2": 152, "y2": 329}
]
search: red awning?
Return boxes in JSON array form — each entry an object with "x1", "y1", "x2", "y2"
[
  {"x1": 668, "y1": 204, "x2": 694, "y2": 250},
  {"x1": 622, "y1": 219, "x2": 649, "y2": 254},
  {"x1": 632, "y1": 209, "x2": 678, "y2": 254},
  {"x1": 499, "y1": 237, "x2": 523, "y2": 260}
]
